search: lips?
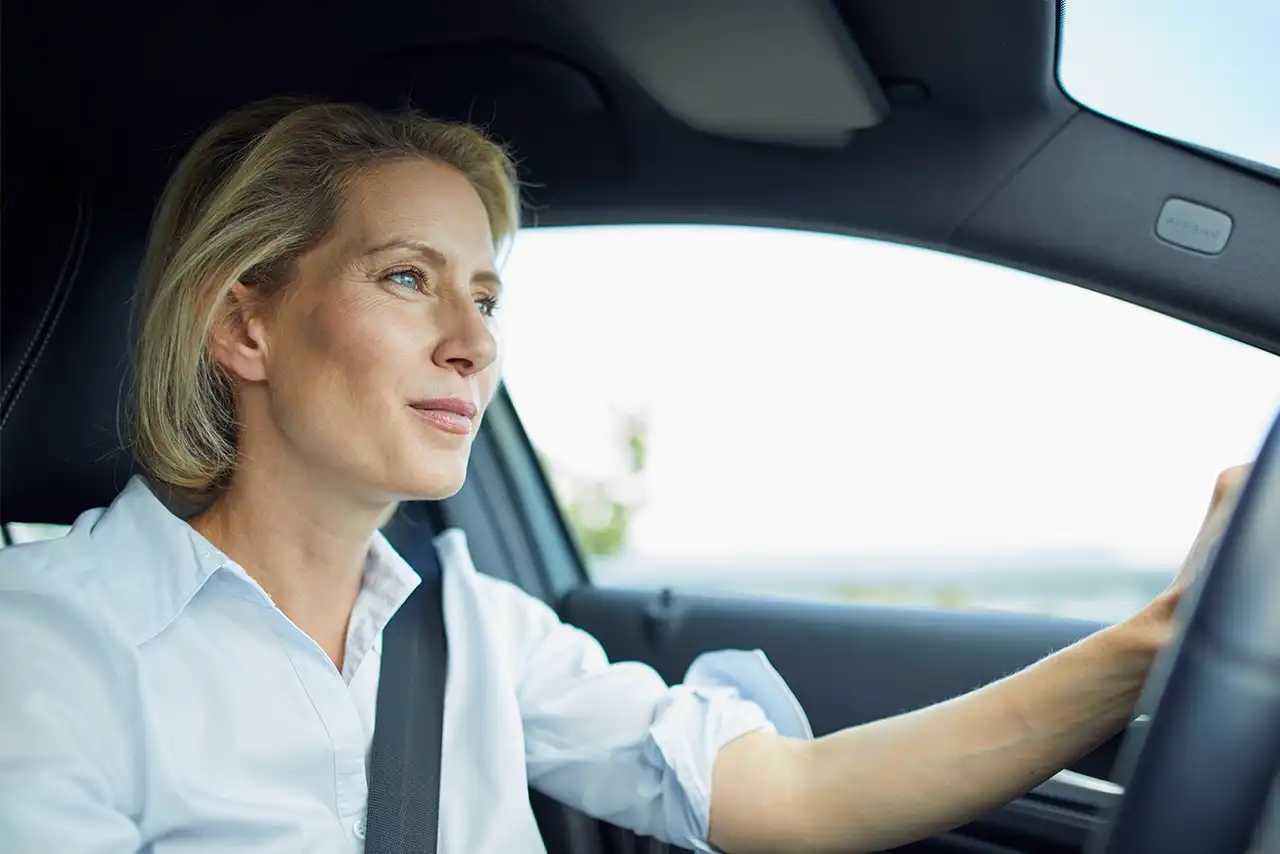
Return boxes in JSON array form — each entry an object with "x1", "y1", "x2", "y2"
[{"x1": 409, "y1": 397, "x2": 478, "y2": 436}]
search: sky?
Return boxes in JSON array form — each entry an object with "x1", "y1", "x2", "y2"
[
  {"x1": 497, "y1": 2, "x2": 1280, "y2": 569},
  {"x1": 1060, "y1": 0, "x2": 1278, "y2": 172}
]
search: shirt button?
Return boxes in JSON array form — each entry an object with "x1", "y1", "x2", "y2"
[{"x1": 353, "y1": 817, "x2": 367, "y2": 840}]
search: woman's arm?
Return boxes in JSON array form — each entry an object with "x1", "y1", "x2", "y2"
[
  {"x1": 710, "y1": 618, "x2": 1153, "y2": 853},
  {"x1": 708, "y1": 465, "x2": 1248, "y2": 854}
]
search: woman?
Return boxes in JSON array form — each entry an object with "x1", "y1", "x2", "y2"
[{"x1": 0, "y1": 98, "x2": 1248, "y2": 854}]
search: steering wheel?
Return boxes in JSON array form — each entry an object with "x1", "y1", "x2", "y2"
[{"x1": 1089, "y1": 412, "x2": 1280, "y2": 854}]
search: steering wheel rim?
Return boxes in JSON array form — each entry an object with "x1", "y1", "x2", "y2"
[{"x1": 1090, "y1": 413, "x2": 1280, "y2": 854}]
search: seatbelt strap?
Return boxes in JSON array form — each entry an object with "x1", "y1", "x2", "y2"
[{"x1": 366, "y1": 508, "x2": 449, "y2": 854}]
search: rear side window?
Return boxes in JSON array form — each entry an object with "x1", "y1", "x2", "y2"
[
  {"x1": 3, "y1": 523, "x2": 71, "y2": 545},
  {"x1": 500, "y1": 225, "x2": 1280, "y2": 621}
]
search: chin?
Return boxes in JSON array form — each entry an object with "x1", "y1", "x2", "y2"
[{"x1": 389, "y1": 455, "x2": 470, "y2": 501}]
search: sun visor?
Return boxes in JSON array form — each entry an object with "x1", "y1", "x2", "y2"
[{"x1": 549, "y1": 0, "x2": 887, "y2": 147}]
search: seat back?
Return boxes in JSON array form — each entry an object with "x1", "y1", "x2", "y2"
[{"x1": 2, "y1": 171, "x2": 151, "y2": 524}]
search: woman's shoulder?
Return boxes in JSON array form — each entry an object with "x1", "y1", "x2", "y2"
[
  {"x1": 435, "y1": 528, "x2": 553, "y2": 608},
  {"x1": 0, "y1": 493, "x2": 162, "y2": 660},
  {"x1": 432, "y1": 527, "x2": 565, "y2": 647},
  {"x1": 3, "y1": 476, "x2": 223, "y2": 648},
  {"x1": 0, "y1": 513, "x2": 142, "y2": 718},
  {"x1": 0, "y1": 509, "x2": 108, "y2": 599},
  {"x1": 0, "y1": 518, "x2": 147, "y2": 820}
]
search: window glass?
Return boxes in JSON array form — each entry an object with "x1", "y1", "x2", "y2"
[
  {"x1": 1059, "y1": 0, "x2": 1278, "y2": 172},
  {"x1": 3, "y1": 522, "x2": 71, "y2": 545},
  {"x1": 501, "y1": 225, "x2": 1280, "y2": 620}
]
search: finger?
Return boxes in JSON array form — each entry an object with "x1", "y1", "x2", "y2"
[
  {"x1": 1209, "y1": 464, "x2": 1251, "y2": 513},
  {"x1": 1178, "y1": 466, "x2": 1250, "y2": 585}
]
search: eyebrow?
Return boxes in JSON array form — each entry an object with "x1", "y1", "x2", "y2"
[{"x1": 362, "y1": 238, "x2": 502, "y2": 288}]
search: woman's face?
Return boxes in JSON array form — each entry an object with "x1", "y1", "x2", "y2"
[{"x1": 221, "y1": 158, "x2": 504, "y2": 503}]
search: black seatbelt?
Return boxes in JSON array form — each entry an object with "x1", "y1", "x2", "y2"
[{"x1": 366, "y1": 506, "x2": 449, "y2": 854}]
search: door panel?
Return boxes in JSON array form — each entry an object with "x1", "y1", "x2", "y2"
[
  {"x1": 561, "y1": 586, "x2": 1119, "y2": 777},
  {"x1": 547, "y1": 585, "x2": 1120, "y2": 854}
]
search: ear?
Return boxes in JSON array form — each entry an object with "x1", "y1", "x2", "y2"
[{"x1": 208, "y1": 282, "x2": 272, "y2": 383}]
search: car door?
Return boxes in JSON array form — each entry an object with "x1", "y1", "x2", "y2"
[{"x1": 430, "y1": 223, "x2": 1280, "y2": 854}]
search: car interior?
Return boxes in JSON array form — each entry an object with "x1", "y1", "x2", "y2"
[{"x1": 3, "y1": 1, "x2": 1279, "y2": 853}]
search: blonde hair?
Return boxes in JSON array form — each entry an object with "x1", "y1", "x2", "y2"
[{"x1": 130, "y1": 98, "x2": 519, "y2": 495}]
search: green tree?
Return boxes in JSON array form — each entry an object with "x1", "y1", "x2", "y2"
[
  {"x1": 564, "y1": 486, "x2": 630, "y2": 558},
  {"x1": 539, "y1": 413, "x2": 648, "y2": 560}
]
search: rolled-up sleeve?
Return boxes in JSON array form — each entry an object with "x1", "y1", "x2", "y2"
[
  {"x1": 648, "y1": 648, "x2": 813, "y2": 847},
  {"x1": 503, "y1": 584, "x2": 812, "y2": 849}
]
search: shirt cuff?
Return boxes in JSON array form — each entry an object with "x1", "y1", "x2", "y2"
[{"x1": 645, "y1": 649, "x2": 813, "y2": 851}]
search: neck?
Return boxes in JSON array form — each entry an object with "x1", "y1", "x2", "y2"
[{"x1": 189, "y1": 449, "x2": 390, "y2": 673}]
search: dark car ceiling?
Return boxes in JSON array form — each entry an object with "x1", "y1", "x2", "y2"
[{"x1": 4, "y1": 0, "x2": 1280, "y2": 354}]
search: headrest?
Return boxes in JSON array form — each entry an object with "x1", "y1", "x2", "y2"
[{"x1": 2, "y1": 175, "x2": 150, "y2": 524}]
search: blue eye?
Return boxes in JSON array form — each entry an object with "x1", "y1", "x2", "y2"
[
  {"x1": 386, "y1": 268, "x2": 425, "y2": 291},
  {"x1": 476, "y1": 296, "x2": 501, "y2": 318}
]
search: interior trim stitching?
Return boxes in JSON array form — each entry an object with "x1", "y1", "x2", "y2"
[
  {"x1": 0, "y1": 194, "x2": 92, "y2": 430},
  {"x1": 0, "y1": 196, "x2": 87, "y2": 407}
]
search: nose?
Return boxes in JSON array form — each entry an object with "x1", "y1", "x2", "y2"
[{"x1": 431, "y1": 292, "x2": 498, "y2": 377}]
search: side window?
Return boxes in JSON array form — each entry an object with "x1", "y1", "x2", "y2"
[
  {"x1": 501, "y1": 225, "x2": 1280, "y2": 621},
  {"x1": 3, "y1": 522, "x2": 71, "y2": 545}
]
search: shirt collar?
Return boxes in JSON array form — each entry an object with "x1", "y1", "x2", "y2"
[
  {"x1": 86, "y1": 476, "x2": 228, "y2": 645},
  {"x1": 342, "y1": 532, "x2": 422, "y2": 680},
  {"x1": 88, "y1": 475, "x2": 421, "y2": 648},
  {"x1": 367, "y1": 529, "x2": 424, "y2": 600}
]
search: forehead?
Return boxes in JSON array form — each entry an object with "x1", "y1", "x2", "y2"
[{"x1": 339, "y1": 158, "x2": 496, "y2": 265}]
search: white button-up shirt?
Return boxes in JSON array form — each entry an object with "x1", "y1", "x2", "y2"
[{"x1": 0, "y1": 477, "x2": 811, "y2": 853}]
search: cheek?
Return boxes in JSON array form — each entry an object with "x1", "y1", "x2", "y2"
[
  {"x1": 476, "y1": 348, "x2": 505, "y2": 415},
  {"x1": 281, "y1": 291, "x2": 408, "y2": 409},
  {"x1": 303, "y1": 295, "x2": 380, "y2": 368}
]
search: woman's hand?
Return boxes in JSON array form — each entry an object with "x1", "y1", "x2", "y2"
[{"x1": 1127, "y1": 464, "x2": 1252, "y2": 649}]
